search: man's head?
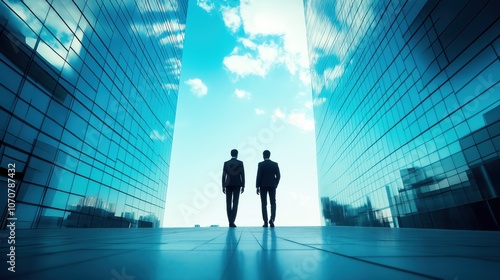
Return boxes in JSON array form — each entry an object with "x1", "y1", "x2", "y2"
[
  {"x1": 263, "y1": 150, "x2": 271, "y2": 159},
  {"x1": 231, "y1": 149, "x2": 238, "y2": 158}
]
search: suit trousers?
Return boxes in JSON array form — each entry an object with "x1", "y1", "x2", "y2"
[
  {"x1": 260, "y1": 187, "x2": 276, "y2": 222},
  {"x1": 225, "y1": 186, "x2": 241, "y2": 224}
]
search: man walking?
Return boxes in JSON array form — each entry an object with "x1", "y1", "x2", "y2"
[
  {"x1": 256, "y1": 150, "x2": 281, "y2": 227},
  {"x1": 222, "y1": 149, "x2": 245, "y2": 227}
]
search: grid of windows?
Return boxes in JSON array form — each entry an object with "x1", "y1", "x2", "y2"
[
  {"x1": 0, "y1": 0, "x2": 188, "y2": 228},
  {"x1": 304, "y1": 0, "x2": 500, "y2": 229}
]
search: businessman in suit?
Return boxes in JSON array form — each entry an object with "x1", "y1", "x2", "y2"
[
  {"x1": 256, "y1": 150, "x2": 281, "y2": 227},
  {"x1": 222, "y1": 149, "x2": 245, "y2": 227}
]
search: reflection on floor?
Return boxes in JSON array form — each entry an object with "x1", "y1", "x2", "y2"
[{"x1": 1, "y1": 226, "x2": 499, "y2": 279}]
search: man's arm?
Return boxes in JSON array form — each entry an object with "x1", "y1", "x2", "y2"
[
  {"x1": 256, "y1": 163, "x2": 261, "y2": 195},
  {"x1": 240, "y1": 162, "x2": 245, "y2": 187},
  {"x1": 222, "y1": 163, "x2": 227, "y2": 193},
  {"x1": 240, "y1": 162, "x2": 245, "y2": 194},
  {"x1": 275, "y1": 163, "x2": 281, "y2": 187}
]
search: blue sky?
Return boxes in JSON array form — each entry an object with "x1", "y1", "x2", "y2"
[{"x1": 163, "y1": 0, "x2": 321, "y2": 227}]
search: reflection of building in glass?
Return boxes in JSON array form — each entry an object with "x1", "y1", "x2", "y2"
[
  {"x1": 305, "y1": 0, "x2": 500, "y2": 230},
  {"x1": 0, "y1": 1, "x2": 187, "y2": 229}
]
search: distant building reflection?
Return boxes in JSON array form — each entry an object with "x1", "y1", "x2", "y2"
[
  {"x1": 322, "y1": 106, "x2": 499, "y2": 230},
  {"x1": 321, "y1": 197, "x2": 390, "y2": 227},
  {"x1": 36, "y1": 195, "x2": 159, "y2": 228}
]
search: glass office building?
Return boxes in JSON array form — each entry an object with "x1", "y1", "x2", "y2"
[
  {"x1": 0, "y1": 0, "x2": 187, "y2": 228},
  {"x1": 305, "y1": 0, "x2": 500, "y2": 230}
]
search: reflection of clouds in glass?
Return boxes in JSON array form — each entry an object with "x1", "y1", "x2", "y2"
[
  {"x1": 313, "y1": 97, "x2": 327, "y2": 106},
  {"x1": 163, "y1": 83, "x2": 179, "y2": 90},
  {"x1": 150, "y1": 120, "x2": 175, "y2": 142},
  {"x1": 132, "y1": 20, "x2": 185, "y2": 48},
  {"x1": 166, "y1": 121, "x2": 175, "y2": 130},
  {"x1": 150, "y1": 130, "x2": 167, "y2": 142},
  {"x1": 133, "y1": 1, "x2": 186, "y2": 58},
  {"x1": 323, "y1": 64, "x2": 344, "y2": 89},
  {"x1": 3, "y1": 0, "x2": 86, "y2": 74},
  {"x1": 135, "y1": 0, "x2": 179, "y2": 13},
  {"x1": 166, "y1": 58, "x2": 182, "y2": 76},
  {"x1": 306, "y1": 0, "x2": 373, "y2": 95},
  {"x1": 159, "y1": 33, "x2": 185, "y2": 47}
]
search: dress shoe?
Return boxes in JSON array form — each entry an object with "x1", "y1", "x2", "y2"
[
  {"x1": 229, "y1": 223, "x2": 237, "y2": 227},
  {"x1": 269, "y1": 221, "x2": 275, "y2": 228},
  {"x1": 262, "y1": 223, "x2": 268, "y2": 227}
]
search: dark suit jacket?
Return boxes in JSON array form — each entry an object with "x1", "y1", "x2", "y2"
[
  {"x1": 256, "y1": 159, "x2": 280, "y2": 188},
  {"x1": 222, "y1": 158, "x2": 245, "y2": 187}
]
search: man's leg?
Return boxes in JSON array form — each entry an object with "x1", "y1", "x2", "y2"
[
  {"x1": 226, "y1": 187, "x2": 233, "y2": 224},
  {"x1": 269, "y1": 187, "x2": 276, "y2": 222},
  {"x1": 260, "y1": 188, "x2": 268, "y2": 224},
  {"x1": 231, "y1": 187, "x2": 241, "y2": 224}
]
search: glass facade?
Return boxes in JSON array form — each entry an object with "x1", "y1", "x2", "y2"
[
  {"x1": 0, "y1": 0, "x2": 187, "y2": 228},
  {"x1": 305, "y1": 0, "x2": 500, "y2": 229}
]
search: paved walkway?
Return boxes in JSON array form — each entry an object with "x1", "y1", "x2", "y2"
[{"x1": 1, "y1": 226, "x2": 499, "y2": 279}]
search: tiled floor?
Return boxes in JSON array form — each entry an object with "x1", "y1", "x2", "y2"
[{"x1": 1, "y1": 226, "x2": 499, "y2": 279}]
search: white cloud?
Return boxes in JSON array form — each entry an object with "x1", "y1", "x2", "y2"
[
  {"x1": 234, "y1": 89, "x2": 252, "y2": 99},
  {"x1": 219, "y1": 0, "x2": 311, "y2": 84},
  {"x1": 197, "y1": 0, "x2": 214, "y2": 12},
  {"x1": 185, "y1": 78, "x2": 208, "y2": 97},
  {"x1": 299, "y1": 69, "x2": 311, "y2": 86},
  {"x1": 271, "y1": 108, "x2": 315, "y2": 132},
  {"x1": 239, "y1": 38, "x2": 257, "y2": 49},
  {"x1": 255, "y1": 108, "x2": 265, "y2": 115},
  {"x1": 273, "y1": 108, "x2": 286, "y2": 119},
  {"x1": 223, "y1": 40, "x2": 281, "y2": 77},
  {"x1": 221, "y1": 6, "x2": 241, "y2": 33},
  {"x1": 287, "y1": 111, "x2": 315, "y2": 132},
  {"x1": 305, "y1": 101, "x2": 313, "y2": 109},
  {"x1": 223, "y1": 53, "x2": 266, "y2": 77},
  {"x1": 231, "y1": 0, "x2": 310, "y2": 81}
]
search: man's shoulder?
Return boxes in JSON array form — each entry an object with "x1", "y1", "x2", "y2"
[
  {"x1": 260, "y1": 160, "x2": 276, "y2": 167},
  {"x1": 226, "y1": 158, "x2": 243, "y2": 164}
]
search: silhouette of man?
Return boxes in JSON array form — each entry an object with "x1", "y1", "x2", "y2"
[
  {"x1": 222, "y1": 149, "x2": 245, "y2": 227},
  {"x1": 256, "y1": 150, "x2": 280, "y2": 227}
]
